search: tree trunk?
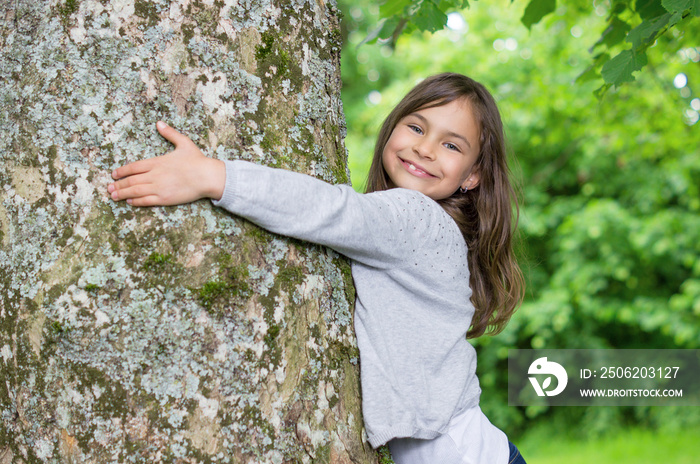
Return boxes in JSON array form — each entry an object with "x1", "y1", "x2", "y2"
[{"x1": 0, "y1": 1, "x2": 377, "y2": 462}]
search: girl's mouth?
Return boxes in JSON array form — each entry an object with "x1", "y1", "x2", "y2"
[{"x1": 400, "y1": 158, "x2": 436, "y2": 178}]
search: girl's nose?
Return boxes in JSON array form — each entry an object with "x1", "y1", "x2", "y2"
[{"x1": 413, "y1": 140, "x2": 436, "y2": 160}]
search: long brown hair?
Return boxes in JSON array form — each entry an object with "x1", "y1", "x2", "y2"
[{"x1": 366, "y1": 73, "x2": 524, "y2": 338}]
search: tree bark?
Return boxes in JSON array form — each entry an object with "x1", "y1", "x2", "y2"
[{"x1": 0, "y1": 1, "x2": 377, "y2": 462}]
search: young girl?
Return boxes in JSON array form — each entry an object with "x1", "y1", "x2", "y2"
[{"x1": 108, "y1": 73, "x2": 526, "y2": 464}]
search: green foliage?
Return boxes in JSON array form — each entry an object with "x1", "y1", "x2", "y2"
[
  {"x1": 361, "y1": 0, "x2": 469, "y2": 46},
  {"x1": 520, "y1": 425, "x2": 700, "y2": 463},
  {"x1": 532, "y1": 0, "x2": 700, "y2": 91},
  {"x1": 600, "y1": 49, "x2": 648, "y2": 86},
  {"x1": 521, "y1": 0, "x2": 557, "y2": 29},
  {"x1": 376, "y1": 445, "x2": 396, "y2": 464},
  {"x1": 367, "y1": 0, "x2": 700, "y2": 94}
]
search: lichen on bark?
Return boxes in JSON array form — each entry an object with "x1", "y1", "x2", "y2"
[{"x1": 0, "y1": 0, "x2": 375, "y2": 462}]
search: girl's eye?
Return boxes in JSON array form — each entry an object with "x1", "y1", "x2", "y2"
[
  {"x1": 408, "y1": 125, "x2": 423, "y2": 134},
  {"x1": 445, "y1": 142, "x2": 460, "y2": 152}
]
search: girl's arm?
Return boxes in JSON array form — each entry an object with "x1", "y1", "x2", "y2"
[
  {"x1": 110, "y1": 123, "x2": 442, "y2": 267},
  {"x1": 108, "y1": 122, "x2": 226, "y2": 205}
]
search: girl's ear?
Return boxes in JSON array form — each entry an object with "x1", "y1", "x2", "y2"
[{"x1": 461, "y1": 171, "x2": 480, "y2": 191}]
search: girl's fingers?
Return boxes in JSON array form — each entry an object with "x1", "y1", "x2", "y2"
[
  {"x1": 108, "y1": 122, "x2": 204, "y2": 206},
  {"x1": 112, "y1": 122, "x2": 193, "y2": 181},
  {"x1": 112, "y1": 158, "x2": 155, "y2": 180},
  {"x1": 108, "y1": 172, "x2": 151, "y2": 194},
  {"x1": 110, "y1": 183, "x2": 154, "y2": 202},
  {"x1": 127, "y1": 195, "x2": 162, "y2": 207},
  {"x1": 156, "y1": 121, "x2": 192, "y2": 148}
]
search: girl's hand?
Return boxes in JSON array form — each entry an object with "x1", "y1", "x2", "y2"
[{"x1": 108, "y1": 121, "x2": 225, "y2": 206}]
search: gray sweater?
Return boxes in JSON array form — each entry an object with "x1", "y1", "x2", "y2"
[{"x1": 213, "y1": 160, "x2": 482, "y2": 448}]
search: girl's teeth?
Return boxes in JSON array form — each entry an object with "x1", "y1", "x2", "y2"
[{"x1": 409, "y1": 164, "x2": 416, "y2": 171}]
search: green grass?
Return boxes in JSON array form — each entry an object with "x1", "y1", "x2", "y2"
[{"x1": 517, "y1": 427, "x2": 699, "y2": 464}]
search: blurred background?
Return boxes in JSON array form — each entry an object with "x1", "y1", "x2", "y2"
[{"x1": 337, "y1": 0, "x2": 700, "y2": 462}]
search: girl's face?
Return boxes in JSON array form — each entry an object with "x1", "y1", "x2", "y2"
[{"x1": 381, "y1": 98, "x2": 481, "y2": 201}]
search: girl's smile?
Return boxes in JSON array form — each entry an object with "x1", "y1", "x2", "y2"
[
  {"x1": 398, "y1": 157, "x2": 437, "y2": 178},
  {"x1": 382, "y1": 98, "x2": 481, "y2": 201}
]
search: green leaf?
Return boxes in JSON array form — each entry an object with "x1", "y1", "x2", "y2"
[
  {"x1": 379, "y1": 0, "x2": 411, "y2": 19},
  {"x1": 575, "y1": 52, "x2": 610, "y2": 84},
  {"x1": 661, "y1": 0, "x2": 692, "y2": 13},
  {"x1": 636, "y1": 0, "x2": 668, "y2": 19},
  {"x1": 358, "y1": 19, "x2": 387, "y2": 47},
  {"x1": 610, "y1": 0, "x2": 628, "y2": 16},
  {"x1": 358, "y1": 16, "x2": 404, "y2": 47},
  {"x1": 412, "y1": 0, "x2": 448, "y2": 33},
  {"x1": 594, "y1": 82, "x2": 612, "y2": 99},
  {"x1": 601, "y1": 49, "x2": 648, "y2": 85},
  {"x1": 521, "y1": 0, "x2": 557, "y2": 30},
  {"x1": 594, "y1": 17, "x2": 631, "y2": 49},
  {"x1": 669, "y1": 10, "x2": 684, "y2": 25},
  {"x1": 626, "y1": 13, "x2": 671, "y2": 47},
  {"x1": 438, "y1": 0, "x2": 470, "y2": 10},
  {"x1": 694, "y1": 0, "x2": 700, "y2": 16},
  {"x1": 380, "y1": 16, "x2": 407, "y2": 40}
]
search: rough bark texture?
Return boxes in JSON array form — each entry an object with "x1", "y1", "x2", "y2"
[{"x1": 0, "y1": 1, "x2": 378, "y2": 462}]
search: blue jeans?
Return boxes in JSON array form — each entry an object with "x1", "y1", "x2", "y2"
[{"x1": 508, "y1": 441, "x2": 527, "y2": 464}]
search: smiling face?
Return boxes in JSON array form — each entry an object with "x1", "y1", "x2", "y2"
[{"x1": 381, "y1": 98, "x2": 481, "y2": 201}]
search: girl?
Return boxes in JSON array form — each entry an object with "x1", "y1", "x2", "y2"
[{"x1": 108, "y1": 73, "x2": 526, "y2": 464}]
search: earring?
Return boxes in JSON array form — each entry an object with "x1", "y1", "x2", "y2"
[{"x1": 459, "y1": 185, "x2": 469, "y2": 194}]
